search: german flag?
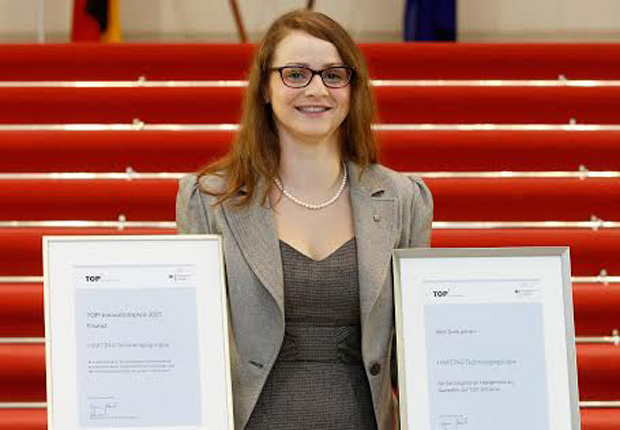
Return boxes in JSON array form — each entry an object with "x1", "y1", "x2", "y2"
[{"x1": 71, "y1": 0, "x2": 122, "y2": 42}]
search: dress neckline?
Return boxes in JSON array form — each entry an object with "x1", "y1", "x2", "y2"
[{"x1": 279, "y1": 237, "x2": 356, "y2": 263}]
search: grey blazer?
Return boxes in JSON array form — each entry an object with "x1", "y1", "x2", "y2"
[{"x1": 176, "y1": 161, "x2": 433, "y2": 430}]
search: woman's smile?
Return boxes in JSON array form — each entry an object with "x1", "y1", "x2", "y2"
[{"x1": 295, "y1": 104, "x2": 332, "y2": 116}]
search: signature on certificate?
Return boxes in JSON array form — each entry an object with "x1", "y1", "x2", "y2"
[
  {"x1": 438, "y1": 414, "x2": 469, "y2": 430},
  {"x1": 88, "y1": 399, "x2": 118, "y2": 419}
]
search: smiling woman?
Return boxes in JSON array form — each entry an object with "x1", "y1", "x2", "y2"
[
  {"x1": 195, "y1": 9, "x2": 377, "y2": 210},
  {"x1": 176, "y1": 9, "x2": 433, "y2": 430},
  {"x1": 266, "y1": 30, "x2": 352, "y2": 152}
]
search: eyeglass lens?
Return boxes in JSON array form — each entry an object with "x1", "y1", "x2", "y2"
[{"x1": 281, "y1": 67, "x2": 352, "y2": 88}]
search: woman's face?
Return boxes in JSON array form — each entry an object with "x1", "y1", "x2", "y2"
[{"x1": 266, "y1": 30, "x2": 351, "y2": 145}]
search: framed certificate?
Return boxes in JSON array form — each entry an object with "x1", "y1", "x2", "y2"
[
  {"x1": 43, "y1": 235, "x2": 233, "y2": 430},
  {"x1": 393, "y1": 247, "x2": 579, "y2": 430}
]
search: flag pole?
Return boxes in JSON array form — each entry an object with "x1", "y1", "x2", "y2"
[{"x1": 228, "y1": 0, "x2": 247, "y2": 43}]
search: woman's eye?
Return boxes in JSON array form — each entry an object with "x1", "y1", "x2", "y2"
[
  {"x1": 324, "y1": 71, "x2": 345, "y2": 83},
  {"x1": 286, "y1": 69, "x2": 307, "y2": 80}
]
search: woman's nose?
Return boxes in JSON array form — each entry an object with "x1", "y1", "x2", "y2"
[{"x1": 303, "y1": 74, "x2": 330, "y2": 96}]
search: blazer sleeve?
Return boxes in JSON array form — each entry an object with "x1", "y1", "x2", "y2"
[
  {"x1": 406, "y1": 175, "x2": 434, "y2": 248},
  {"x1": 393, "y1": 175, "x2": 434, "y2": 389},
  {"x1": 175, "y1": 174, "x2": 214, "y2": 235}
]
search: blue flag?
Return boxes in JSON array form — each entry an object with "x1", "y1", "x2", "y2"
[{"x1": 404, "y1": 0, "x2": 456, "y2": 41}]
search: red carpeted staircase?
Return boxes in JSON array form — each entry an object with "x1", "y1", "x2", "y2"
[{"x1": 0, "y1": 43, "x2": 619, "y2": 429}]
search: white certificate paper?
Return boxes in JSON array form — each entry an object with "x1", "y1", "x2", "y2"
[
  {"x1": 44, "y1": 236, "x2": 233, "y2": 430},
  {"x1": 393, "y1": 248, "x2": 579, "y2": 430}
]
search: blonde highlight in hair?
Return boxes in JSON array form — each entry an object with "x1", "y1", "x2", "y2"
[{"x1": 198, "y1": 9, "x2": 377, "y2": 206}]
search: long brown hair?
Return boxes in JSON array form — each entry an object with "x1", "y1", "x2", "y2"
[{"x1": 199, "y1": 9, "x2": 377, "y2": 206}]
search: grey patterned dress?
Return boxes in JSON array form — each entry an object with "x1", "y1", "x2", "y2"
[{"x1": 245, "y1": 238, "x2": 378, "y2": 430}]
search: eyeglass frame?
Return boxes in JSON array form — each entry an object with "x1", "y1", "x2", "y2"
[{"x1": 268, "y1": 65, "x2": 355, "y2": 89}]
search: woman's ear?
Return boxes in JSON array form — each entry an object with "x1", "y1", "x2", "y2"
[{"x1": 263, "y1": 87, "x2": 271, "y2": 104}]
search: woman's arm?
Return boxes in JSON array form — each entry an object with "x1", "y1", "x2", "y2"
[
  {"x1": 175, "y1": 174, "x2": 214, "y2": 235},
  {"x1": 392, "y1": 174, "x2": 434, "y2": 412},
  {"x1": 407, "y1": 175, "x2": 434, "y2": 248}
]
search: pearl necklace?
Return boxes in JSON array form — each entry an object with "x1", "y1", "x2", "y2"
[{"x1": 274, "y1": 164, "x2": 348, "y2": 210}]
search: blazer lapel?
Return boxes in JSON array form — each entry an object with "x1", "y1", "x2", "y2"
[
  {"x1": 220, "y1": 164, "x2": 395, "y2": 327},
  {"x1": 222, "y1": 183, "x2": 284, "y2": 316},
  {"x1": 348, "y1": 162, "x2": 397, "y2": 332}
]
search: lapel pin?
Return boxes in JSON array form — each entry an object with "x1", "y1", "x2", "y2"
[{"x1": 373, "y1": 214, "x2": 381, "y2": 222}]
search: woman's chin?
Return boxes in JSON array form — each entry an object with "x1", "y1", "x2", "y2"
[
  {"x1": 278, "y1": 123, "x2": 339, "y2": 144},
  {"x1": 296, "y1": 129, "x2": 338, "y2": 144}
]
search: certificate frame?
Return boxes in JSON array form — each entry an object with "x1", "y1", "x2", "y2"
[
  {"x1": 393, "y1": 247, "x2": 579, "y2": 430},
  {"x1": 43, "y1": 235, "x2": 233, "y2": 430}
]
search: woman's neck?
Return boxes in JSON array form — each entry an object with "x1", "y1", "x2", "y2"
[{"x1": 277, "y1": 134, "x2": 343, "y2": 195}]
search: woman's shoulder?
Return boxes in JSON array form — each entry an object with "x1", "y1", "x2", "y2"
[
  {"x1": 179, "y1": 172, "x2": 226, "y2": 194},
  {"x1": 179, "y1": 173, "x2": 226, "y2": 200},
  {"x1": 365, "y1": 164, "x2": 433, "y2": 247},
  {"x1": 176, "y1": 173, "x2": 227, "y2": 234},
  {"x1": 365, "y1": 163, "x2": 431, "y2": 203}
]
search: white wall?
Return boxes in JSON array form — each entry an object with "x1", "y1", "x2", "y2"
[
  {"x1": 0, "y1": 0, "x2": 71, "y2": 41},
  {"x1": 119, "y1": 0, "x2": 404, "y2": 42},
  {"x1": 0, "y1": 0, "x2": 405, "y2": 42},
  {"x1": 460, "y1": 0, "x2": 620, "y2": 41},
  {"x1": 0, "y1": 0, "x2": 619, "y2": 43}
]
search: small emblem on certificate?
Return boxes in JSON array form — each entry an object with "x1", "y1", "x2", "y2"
[
  {"x1": 44, "y1": 235, "x2": 233, "y2": 430},
  {"x1": 393, "y1": 248, "x2": 579, "y2": 430}
]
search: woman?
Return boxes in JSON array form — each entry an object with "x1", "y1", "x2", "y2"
[{"x1": 176, "y1": 9, "x2": 432, "y2": 430}]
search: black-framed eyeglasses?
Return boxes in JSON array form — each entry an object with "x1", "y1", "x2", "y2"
[{"x1": 269, "y1": 65, "x2": 354, "y2": 89}]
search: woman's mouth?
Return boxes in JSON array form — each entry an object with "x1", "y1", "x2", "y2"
[{"x1": 295, "y1": 106, "x2": 331, "y2": 114}]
